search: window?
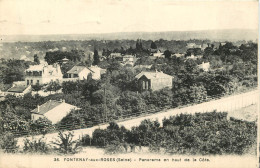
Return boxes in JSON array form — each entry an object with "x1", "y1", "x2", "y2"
[
  {"x1": 37, "y1": 80, "x2": 39, "y2": 84},
  {"x1": 143, "y1": 81, "x2": 145, "y2": 89},
  {"x1": 31, "y1": 80, "x2": 33, "y2": 84},
  {"x1": 27, "y1": 80, "x2": 29, "y2": 85}
]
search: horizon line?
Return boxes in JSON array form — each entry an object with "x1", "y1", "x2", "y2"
[{"x1": 0, "y1": 28, "x2": 258, "y2": 36}]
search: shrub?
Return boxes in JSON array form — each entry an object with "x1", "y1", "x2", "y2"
[
  {"x1": 104, "y1": 140, "x2": 126, "y2": 154},
  {"x1": 23, "y1": 137, "x2": 50, "y2": 154},
  {"x1": 51, "y1": 131, "x2": 81, "y2": 154},
  {"x1": 81, "y1": 134, "x2": 92, "y2": 146},
  {"x1": 0, "y1": 132, "x2": 19, "y2": 153}
]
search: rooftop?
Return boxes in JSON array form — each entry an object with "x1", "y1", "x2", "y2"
[
  {"x1": 135, "y1": 71, "x2": 173, "y2": 80},
  {"x1": 7, "y1": 85, "x2": 30, "y2": 93},
  {"x1": 31, "y1": 100, "x2": 63, "y2": 115},
  {"x1": 67, "y1": 65, "x2": 93, "y2": 74}
]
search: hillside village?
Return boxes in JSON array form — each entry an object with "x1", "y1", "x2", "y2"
[
  {"x1": 0, "y1": 39, "x2": 257, "y2": 124},
  {"x1": 0, "y1": 39, "x2": 257, "y2": 156}
]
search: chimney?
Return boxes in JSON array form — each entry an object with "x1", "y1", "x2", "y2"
[{"x1": 37, "y1": 105, "x2": 40, "y2": 113}]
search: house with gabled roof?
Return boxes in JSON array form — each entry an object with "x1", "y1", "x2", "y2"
[
  {"x1": 135, "y1": 71, "x2": 174, "y2": 91},
  {"x1": 31, "y1": 99, "x2": 80, "y2": 124},
  {"x1": 67, "y1": 65, "x2": 93, "y2": 80},
  {"x1": 66, "y1": 65, "x2": 102, "y2": 80}
]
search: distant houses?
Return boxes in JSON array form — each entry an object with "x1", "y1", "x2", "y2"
[
  {"x1": 135, "y1": 71, "x2": 173, "y2": 91},
  {"x1": 25, "y1": 63, "x2": 63, "y2": 85},
  {"x1": 31, "y1": 99, "x2": 79, "y2": 124}
]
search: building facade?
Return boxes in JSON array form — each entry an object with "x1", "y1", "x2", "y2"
[
  {"x1": 66, "y1": 65, "x2": 102, "y2": 80},
  {"x1": 31, "y1": 99, "x2": 79, "y2": 124},
  {"x1": 135, "y1": 71, "x2": 173, "y2": 91},
  {"x1": 25, "y1": 63, "x2": 63, "y2": 85}
]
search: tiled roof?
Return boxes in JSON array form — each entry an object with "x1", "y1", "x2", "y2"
[
  {"x1": 26, "y1": 65, "x2": 44, "y2": 71},
  {"x1": 7, "y1": 85, "x2": 29, "y2": 93},
  {"x1": 67, "y1": 66, "x2": 89, "y2": 74},
  {"x1": 31, "y1": 100, "x2": 63, "y2": 115},
  {"x1": 135, "y1": 71, "x2": 173, "y2": 80}
]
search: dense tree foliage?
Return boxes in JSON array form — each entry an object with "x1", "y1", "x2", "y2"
[{"x1": 86, "y1": 112, "x2": 257, "y2": 155}]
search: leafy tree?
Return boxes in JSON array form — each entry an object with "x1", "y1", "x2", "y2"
[
  {"x1": 33, "y1": 54, "x2": 40, "y2": 64},
  {"x1": 32, "y1": 84, "x2": 42, "y2": 94},
  {"x1": 30, "y1": 117, "x2": 53, "y2": 135},
  {"x1": 0, "y1": 132, "x2": 19, "y2": 153},
  {"x1": 45, "y1": 81, "x2": 61, "y2": 94},
  {"x1": 164, "y1": 50, "x2": 171, "y2": 59},
  {"x1": 93, "y1": 49, "x2": 100, "y2": 65},
  {"x1": 150, "y1": 41, "x2": 157, "y2": 49}
]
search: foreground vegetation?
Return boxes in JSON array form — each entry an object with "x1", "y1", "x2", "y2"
[{"x1": 0, "y1": 112, "x2": 256, "y2": 156}]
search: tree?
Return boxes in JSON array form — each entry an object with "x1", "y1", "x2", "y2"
[
  {"x1": 45, "y1": 81, "x2": 61, "y2": 94},
  {"x1": 0, "y1": 132, "x2": 18, "y2": 153},
  {"x1": 93, "y1": 49, "x2": 100, "y2": 65},
  {"x1": 164, "y1": 50, "x2": 171, "y2": 59},
  {"x1": 30, "y1": 117, "x2": 53, "y2": 135},
  {"x1": 51, "y1": 131, "x2": 81, "y2": 154},
  {"x1": 33, "y1": 54, "x2": 40, "y2": 64},
  {"x1": 136, "y1": 39, "x2": 143, "y2": 51},
  {"x1": 150, "y1": 41, "x2": 157, "y2": 49},
  {"x1": 32, "y1": 84, "x2": 42, "y2": 94}
]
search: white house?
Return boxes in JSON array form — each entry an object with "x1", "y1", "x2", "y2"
[
  {"x1": 198, "y1": 62, "x2": 210, "y2": 72},
  {"x1": 152, "y1": 50, "x2": 164, "y2": 58},
  {"x1": 67, "y1": 65, "x2": 93, "y2": 80},
  {"x1": 25, "y1": 63, "x2": 63, "y2": 85},
  {"x1": 122, "y1": 55, "x2": 136, "y2": 66},
  {"x1": 66, "y1": 65, "x2": 102, "y2": 80},
  {"x1": 186, "y1": 54, "x2": 203, "y2": 60},
  {"x1": 31, "y1": 99, "x2": 79, "y2": 124},
  {"x1": 89, "y1": 65, "x2": 102, "y2": 80}
]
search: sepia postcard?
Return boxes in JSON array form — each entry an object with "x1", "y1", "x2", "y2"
[{"x1": 0, "y1": 0, "x2": 259, "y2": 168}]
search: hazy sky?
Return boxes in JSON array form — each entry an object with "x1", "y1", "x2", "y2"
[{"x1": 0, "y1": 0, "x2": 258, "y2": 35}]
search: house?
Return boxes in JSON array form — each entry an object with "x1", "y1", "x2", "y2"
[
  {"x1": 109, "y1": 53, "x2": 123, "y2": 59},
  {"x1": 89, "y1": 65, "x2": 103, "y2": 80},
  {"x1": 5, "y1": 84, "x2": 32, "y2": 97},
  {"x1": 134, "y1": 64, "x2": 153, "y2": 70},
  {"x1": 31, "y1": 99, "x2": 79, "y2": 124},
  {"x1": 25, "y1": 63, "x2": 63, "y2": 85},
  {"x1": 187, "y1": 43, "x2": 202, "y2": 49},
  {"x1": 150, "y1": 49, "x2": 164, "y2": 58},
  {"x1": 172, "y1": 53, "x2": 185, "y2": 58},
  {"x1": 135, "y1": 71, "x2": 173, "y2": 91},
  {"x1": 66, "y1": 65, "x2": 102, "y2": 80},
  {"x1": 186, "y1": 54, "x2": 203, "y2": 60},
  {"x1": 122, "y1": 55, "x2": 136, "y2": 66},
  {"x1": 198, "y1": 62, "x2": 210, "y2": 72},
  {"x1": 67, "y1": 65, "x2": 93, "y2": 80}
]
